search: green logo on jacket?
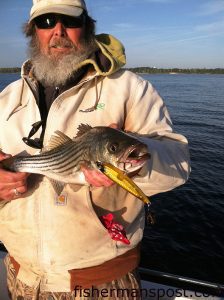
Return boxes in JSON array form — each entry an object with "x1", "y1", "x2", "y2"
[{"x1": 96, "y1": 103, "x2": 105, "y2": 110}]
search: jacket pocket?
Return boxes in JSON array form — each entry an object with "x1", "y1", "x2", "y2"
[{"x1": 85, "y1": 187, "x2": 112, "y2": 236}]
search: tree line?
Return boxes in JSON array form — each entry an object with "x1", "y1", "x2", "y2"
[
  {"x1": 0, "y1": 67, "x2": 21, "y2": 73},
  {"x1": 0, "y1": 67, "x2": 224, "y2": 74},
  {"x1": 127, "y1": 67, "x2": 224, "y2": 74}
]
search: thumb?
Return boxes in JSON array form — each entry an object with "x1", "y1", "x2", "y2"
[{"x1": 109, "y1": 123, "x2": 119, "y2": 129}]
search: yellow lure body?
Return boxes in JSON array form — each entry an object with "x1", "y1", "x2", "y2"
[{"x1": 99, "y1": 162, "x2": 150, "y2": 205}]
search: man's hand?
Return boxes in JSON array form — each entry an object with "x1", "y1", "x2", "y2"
[
  {"x1": 0, "y1": 151, "x2": 29, "y2": 201},
  {"x1": 81, "y1": 123, "x2": 118, "y2": 188},
  {"x1": 81, "y1": 166, "x2": 114, "y2": 187}
]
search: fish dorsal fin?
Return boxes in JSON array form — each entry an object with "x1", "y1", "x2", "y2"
[
  {"x1": 76, "y1": 124, "x2": 92, "y2": 138},
  {"x1": 44, "y1": 130, "x2": 73, "y2": 151},
  {"x1": 49, "y1": 179, "x2": 65, "y2": 195}
]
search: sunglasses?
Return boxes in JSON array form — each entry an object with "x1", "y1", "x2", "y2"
[
  {"x1": 34, "y1": 13, "x2": 85, "y2": 29},
  {"x1": 22, "y1": 121, "x2": 44, "y2": 149}
]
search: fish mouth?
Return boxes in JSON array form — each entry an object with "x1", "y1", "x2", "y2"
[{"x1": 118, "y1": 144, "x2": 150, "y2": 172}]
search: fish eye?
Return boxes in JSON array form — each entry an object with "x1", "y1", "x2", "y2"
[{"x1": 108, "y1": 142, "x2": 119, "y2": 153}]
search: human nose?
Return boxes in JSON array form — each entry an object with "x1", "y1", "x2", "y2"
[{"x1": 52, "y1": 21, "x2": 67, "y2": 37}]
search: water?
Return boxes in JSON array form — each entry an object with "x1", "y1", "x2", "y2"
[
  {"x1": 1, "y1": 73, "x2": 224, "y2": 284},
  {"x1": 140, "y1": 74, "x2": 224, "y2": 284},
  {"x1": 0, "y1": 73, "x2": 21, "y2": 91}
]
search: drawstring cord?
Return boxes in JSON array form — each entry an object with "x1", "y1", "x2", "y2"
[{"x1": 79, "y1": 77, "x2": 100, "y2": 113}]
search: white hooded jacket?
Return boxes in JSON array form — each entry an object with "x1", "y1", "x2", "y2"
[{"x1": 0, "y1": 34, "x2": 190, "y2": 291}]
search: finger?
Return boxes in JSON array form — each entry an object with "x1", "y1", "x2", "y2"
[
  {"x1": 0, "y1": 168, "x2": 29, "y2": 183},
  {"x1": 0, "y1": 179, "x2": 28, "y2": 190},
  {"x1": 88, "y1": 175, "x2": 113, "y2": 187},
  {"x1": 88, "y1": 177, "x2": 113, "y2": 187},
  {"x1": 0, "y1": 184, "x2": 28, "y2": 202},
  {"x1": 82, "y1": 167, "x2": 114, "y2": 187},
  {"x1": 92, "y1": 172, "x2": 114, "y2": 186},
  {"x1": 12, "y1": 185, "x2": 28, "y2": 198},
  {"x1": 109, "y1": 123, "x2": 119, "y2": 129}
]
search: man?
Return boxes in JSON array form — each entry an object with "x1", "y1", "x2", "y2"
[{"x1": 0, "y1": 0, "x2": 190, "y2": 299}]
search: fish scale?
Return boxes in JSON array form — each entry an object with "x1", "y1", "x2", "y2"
[{"x1": 13, "y1": 144, "x2": 86, "y2": 173}]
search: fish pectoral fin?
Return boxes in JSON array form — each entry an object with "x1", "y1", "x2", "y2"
[
  {"x1": 49, "y1": 179, "x2": 66, "y2": 195},
  {"x1": 44, "y1": 131, "x2": 73, "y2": 151}
]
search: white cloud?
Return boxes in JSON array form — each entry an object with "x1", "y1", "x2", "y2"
[
  {"x1": 86, "y1": 0, "x2": 177, "y2": 12},
  {"x1": 195, "y1": 20, "x2": 224, "y2": 34},
  {"x1": 199, "y1": 0, "x2": 224, "y2": 16},
  {"x1": 166, "y1": 33, "x2": 221, "y2": 45}
]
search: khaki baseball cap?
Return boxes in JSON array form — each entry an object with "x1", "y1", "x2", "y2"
[{"x1": 30, "y1": 0, "x2": 87, "y2": 21}]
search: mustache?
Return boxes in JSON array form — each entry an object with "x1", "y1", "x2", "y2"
[{"x1": 49, "y1": 38, "x2": 75, "y2": 48}]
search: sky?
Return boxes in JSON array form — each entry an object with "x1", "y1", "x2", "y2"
[{"x1": 0, "y1": 0, "x2": 223, "y2": 68}]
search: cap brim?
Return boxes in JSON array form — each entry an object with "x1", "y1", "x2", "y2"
[{"x1": 30, "y1": 6, "x2": 83, "y2": 21}]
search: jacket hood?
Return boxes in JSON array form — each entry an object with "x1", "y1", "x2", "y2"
[
  {"x1": 21, "y1": 34, "x2": 126, "y2": 78},
  {"x1": 94, "y1": 33, "x2": 126, "y2": 75}
]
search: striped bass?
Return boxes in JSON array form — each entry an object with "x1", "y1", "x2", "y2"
[{"x1": 2, "y1": 124, "x2": 150, "y2": 201}]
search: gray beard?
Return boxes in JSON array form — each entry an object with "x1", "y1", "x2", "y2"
[{"x1": 29, "y1": 36, "x2": 98, "y2": 86}]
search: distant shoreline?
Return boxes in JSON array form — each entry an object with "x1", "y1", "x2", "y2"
[
  {"x1": 127, "y1": 67, "x2": 224, "y2": 75},
  {"x1": 0, "y1": 67, "x2": 224, "y2": 74},
  {"x1": 0, "y1": 68, "x2": 21, "y2": 73}
]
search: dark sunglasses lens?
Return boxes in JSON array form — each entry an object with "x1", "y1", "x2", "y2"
[
  {"x1": 34, "y1": 14, "x2": 56, "y2": 29},
  {"x1": 61, "y1": 15, "x2": 84, "y2": 28},
  {"x1": 34, "y1": 14, "x2": 85, "y2": 29}
]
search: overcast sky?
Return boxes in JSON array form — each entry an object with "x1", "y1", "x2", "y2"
[{"x1": 0, "y1": 0, "x2": 223, "y2": 68}]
